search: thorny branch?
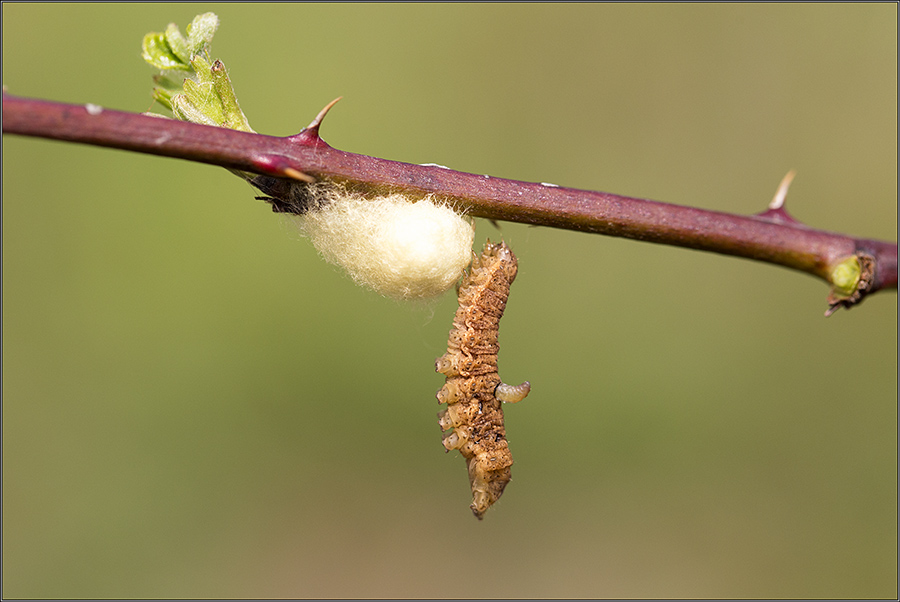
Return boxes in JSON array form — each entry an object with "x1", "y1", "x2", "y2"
[{"x1": 3, "y1": 93, "x2": 896, "y2": 314}]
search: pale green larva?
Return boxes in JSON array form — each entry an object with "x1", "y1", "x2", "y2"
[{"x1": 495, "y1": 381, "x2": 531, "y2": 403}]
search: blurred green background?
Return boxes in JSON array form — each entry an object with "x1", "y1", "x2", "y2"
[{"x1": 3, "y1": 4, "x2": 896, "y2": 598}]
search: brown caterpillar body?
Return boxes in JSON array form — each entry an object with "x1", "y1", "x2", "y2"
[{"x1": 435, "y1": 241, "x2": 530, "y2": 519}]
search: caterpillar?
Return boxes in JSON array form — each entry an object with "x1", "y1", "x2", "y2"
[{"x1": 435, "y1": 240, "x2": 530, "y2": 519}]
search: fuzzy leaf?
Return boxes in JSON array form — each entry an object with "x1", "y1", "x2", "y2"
[
  {"x1": 209, "y1": 60, "x2": 253, "y2": 132},
  {"x1": 141, "y1": 32, "x2": 189, "y2": 70},
  {"x1": 185, "y1": 13, "x2": 219, "y2": 56},
  {"x1": 164, "y1": 22, "x2": 191, "y2": 64}
]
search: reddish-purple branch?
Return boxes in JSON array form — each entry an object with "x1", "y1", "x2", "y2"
[{"x1": 3, "y1": 94, "x2": 896, "y2": 310}]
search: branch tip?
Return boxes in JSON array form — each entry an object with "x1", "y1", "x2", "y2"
[{"x1": 824, "y1": 253, "x2": 877, "y2": 316}]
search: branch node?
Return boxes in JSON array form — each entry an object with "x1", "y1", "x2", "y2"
[{"x1": 825, "y1": 253, "x2": 876, "y2": 316}]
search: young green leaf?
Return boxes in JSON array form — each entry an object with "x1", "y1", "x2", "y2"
[
  {"x1": 141, "y1": 32, "x2": 190, "y2": 71},
  {"x1": 142, "y1": 13, "x2": 253, "y2": 133},
  {"x1": 185, "y1": 13, "x2": 219, "y2": 56}
]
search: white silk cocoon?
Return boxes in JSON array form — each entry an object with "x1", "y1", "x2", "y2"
[{"x1": 299, "y1": 190, "x2": 475, "y2": 300}]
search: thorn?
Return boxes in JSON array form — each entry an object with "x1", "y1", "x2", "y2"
[
  {"x1": 305, "y1": 96, "x2": 343, "y2": 133},
  {"x1": 755, "y1": 170, "x2": 801, "y2": 225},
  {"x1": 768, "y1": 169, "x2": 796, "y2": 210},
  {"x1": 252, "y1": 154, "x2": 316, "y2": 182},
  {"x1": 283, "y1": 167, "x2": 316, "y2": 183}
]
